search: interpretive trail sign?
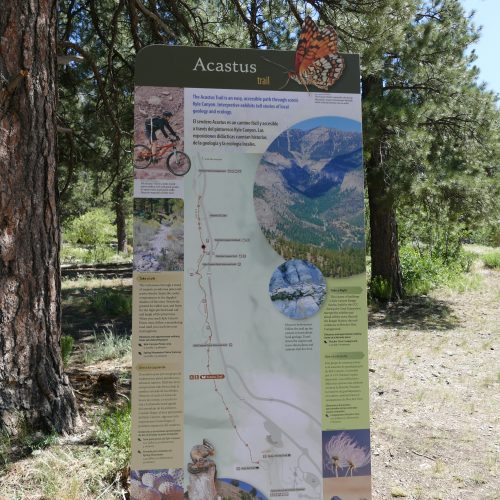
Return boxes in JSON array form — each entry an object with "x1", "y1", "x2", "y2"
[{"x1": 131, "y1": 19, "x2": 370, "y2": 500}]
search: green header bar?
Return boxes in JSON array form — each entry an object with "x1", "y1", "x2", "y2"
[{"x1": 136, "y1": 45, "x2": 360, "y2": 94}]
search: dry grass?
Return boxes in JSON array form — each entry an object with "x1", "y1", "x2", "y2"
[
  {"x1": 61, "y1": 276, "x2": 132, "y2": 291},
  {"x1": 82, "y1": 327, "x2": 131, "y2": 365},
  {"x1": 463, "y1": 244, "x2": 500, "y2": 255},
  {"x1": 0, "y1": 396, "x2": 130, "y2": 499},
  {"x1": 0, "y1": 444, "x2": 123, "y2": 499}
]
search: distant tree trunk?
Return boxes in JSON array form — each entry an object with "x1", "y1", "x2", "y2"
[
  {"x1": 0, "y1": 0, "x2": 79, "y2": 434},
  {"x1": 366, "y1": 153, "x2": 404, "y2": 300},
  {"x1": 363, "y1": 75, "x2": 404, "y2": 300},
  {"x1": 114, "y1": 180, "x2": 128, "y2": 254}
]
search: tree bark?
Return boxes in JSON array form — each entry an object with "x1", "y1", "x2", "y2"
[
  {"x1": 363, "y1": 76, "x2": 404, "y2": 300},
  {"x1": 114, "y1": 180, "x2": 128, "y2": 254},
  {"x1": 366, "y1": 153, "x2": 404, "y2": 300},
  {"x1": 0, "y1": 0, "x2": 79, "y2": 434}
]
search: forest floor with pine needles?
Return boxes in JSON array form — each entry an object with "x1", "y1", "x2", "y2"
[
  {"x1": 0, "y1": 253, "x2": 498, "y2": 499},
  {"x1": 369, "y1": 255, "x2": 499, "y2": 499}
]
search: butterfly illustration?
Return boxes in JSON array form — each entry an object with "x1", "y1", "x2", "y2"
[{"x1": 264, "y1": 16, "x2": 345, "y2": 91}]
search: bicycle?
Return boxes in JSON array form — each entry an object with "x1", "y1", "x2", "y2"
[{"x1": 134, "y1": 140, "x2": 191, "y2": 176}]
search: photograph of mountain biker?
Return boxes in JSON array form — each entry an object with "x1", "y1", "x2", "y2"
[{"x1": 145, "y1": 111, "x2": 180, "y2": 155}]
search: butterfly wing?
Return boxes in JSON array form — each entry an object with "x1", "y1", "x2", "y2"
[
  {"x1": 290, "y1": 16, "x2": 344, "y2": 90},
  {"x1": 295, "y1": 17, "x2": 340, "y2": 74},
  {"x1": 301, "y1": 54, "x2": 345, "y2": 90},
  {"x1": 294, "y1": 16, "x2": 318, "y2": 73},
  {"x1": 317, "y1": 25, "x2": 339, "y2": 54}
]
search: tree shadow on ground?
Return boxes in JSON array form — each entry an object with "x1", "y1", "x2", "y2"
[
  {"x1": 62, "y1": 283, "x2": 132, "y2": 343},
  {"x1": 369, "y1": 295, "x2": 460, "y2": 331}
]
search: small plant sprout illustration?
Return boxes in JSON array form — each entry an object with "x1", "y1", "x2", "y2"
[{"x1": 324, "y1": 432, "x2": 370, "y2": 477}]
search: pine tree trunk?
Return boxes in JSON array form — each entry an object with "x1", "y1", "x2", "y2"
[
  {"x1": 363, "y1": 75, "x2": 403, "y2": 300},
  {"x1": 114, "y1": 180, "x2": 128, "y2": 254},
  {"x1": 0, "y1": 0, "x2": 79, "y2": 434},
  {"x1": 366, "y1": 153, "x2": 404, "y2": 300}
]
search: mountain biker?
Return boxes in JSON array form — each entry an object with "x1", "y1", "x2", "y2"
[{"x1": 145, "y1": 111, "x2": 180, "y2": 155}]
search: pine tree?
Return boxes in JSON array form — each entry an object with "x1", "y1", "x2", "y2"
[{"x1": 0, "y1": 0, "x2": 79, "y2": 434}]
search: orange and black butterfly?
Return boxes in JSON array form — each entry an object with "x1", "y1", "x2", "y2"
[{"x1": 264, "y1": 16, "x2": 345, "y2": 91}]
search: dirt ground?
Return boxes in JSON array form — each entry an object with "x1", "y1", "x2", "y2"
[{"x1": 368, "y1": 263, "x2": 499, "y2": 499}]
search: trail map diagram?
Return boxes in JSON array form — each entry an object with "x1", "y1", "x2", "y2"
[
  {"x1": 184, "y1": 153, "x2": 323, "y2": 498},
  {"x1": 132, "y1": 46, "x2": 370, "y2": 500}
]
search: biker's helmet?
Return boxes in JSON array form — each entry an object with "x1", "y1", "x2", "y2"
[{"x1": 162, "y1": 111, "x2": 173, "y2": 118}]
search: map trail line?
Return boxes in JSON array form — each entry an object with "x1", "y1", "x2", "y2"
[
  {"x1": 191, "y1": 153, "x2": 321, "y2": 477},
  {"x1": 193, "y1": 164, "x2": 258, "y2": 465},
  {"x1": 226, "y1": 365, "x2": 321, "y2": 426}
]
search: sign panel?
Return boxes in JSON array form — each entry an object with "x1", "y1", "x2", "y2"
[{"x1": 132, "y1": 37, "x2": 370, "y2": 500}]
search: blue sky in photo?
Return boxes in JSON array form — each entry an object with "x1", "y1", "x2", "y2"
[{"x1": 461, "y1": 0, "x2": 500, "y2": 95}]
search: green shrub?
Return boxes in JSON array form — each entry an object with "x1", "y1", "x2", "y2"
[
  {"x1": 64, "y1": 208, "x2": 115, "y2": 246},
  {"x1": 60, "y1": 244, "x2": 89, "y2": 264},
  {"x1": 370, "y1": 275, "x2": 392, "y2": 301},
  {"x1": 473, "y1": 224, "x2": 500, "y2": 247},
  {"x1": 482, "y1": 252, "x2": 500, "y2": 269},
  {"x1": 61, "y1": 243, "x2": 130, "y2": 264},
  {"x1": 459, "y1": 251, "x2": 476, "y2": 273},
  {"x1": 400, "y1": 245, "x2": 478, "y2": 295},
  {"x1": 95, "y1": 404, "x2": 131, "y2": 467},
  {"x1": 90, "y1": 244, "x2": 116, "y2": 263},
  {"x1": 87, "y1": 288, "x2": 132, "y2": 317},
  {"x1": 60, "y1": 335, "x2": 75, "y2": 367},
  {"x1": 62, "y1": 208, "x2": 125, "y2": 264},
  {"x1": 400, "y1": 246, "x2": 439, "y2": 295}
]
